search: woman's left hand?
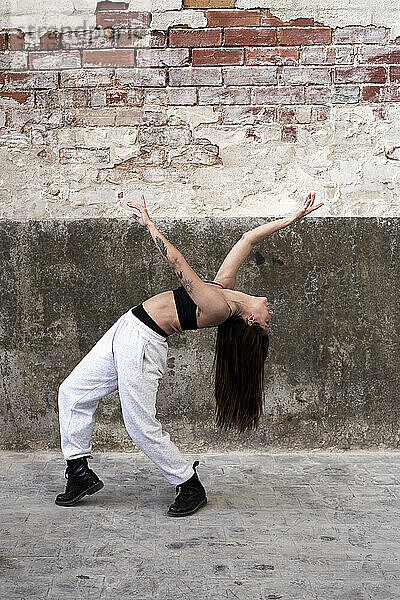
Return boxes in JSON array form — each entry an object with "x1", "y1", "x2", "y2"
[
  {"x1": 126, "y1": 194, "x2": 152, "y2": 228},
  {"x1": 292, "y1": 192, "x2": 324, "y2": 221}
]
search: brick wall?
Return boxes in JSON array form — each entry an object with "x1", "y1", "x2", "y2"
[{"x1": 0, "y1": 1, "x2": 400, "y2": 217}]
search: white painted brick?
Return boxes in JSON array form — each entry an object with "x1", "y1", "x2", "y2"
[
  {"x1": 5, "y1": 71, "x2": 58, "y2": 90},
  {"x1": 301, "y1": 46, "x2": 353, "y2": 65},
  {"x1": 169, "y1": 67, "x2": 222, "y2": 87},
  {"x1": 59, "y1": 147, "x2": 110, "y2": 164},
  {"x1": 115, "y1": 68, "x2": 166, "y2": 87},
  {"x1": 29, "y1": 51, "x2": 81, "y2": 70},
  {"x1": 281, "y1": 67, "x2": 331, "y2": 85},
  {"x1": 0, "y1": 110, "x2": 6, "y2": 127},
  {"x1": 333, "y1": 26, "x2": 387, "y2": 45},
  {"x1": 198, "y1": 86, "x2": 251, "y2": 105},
  {"x1": 168, "y1": 87, "x2": 197, "y2": 105},
  {"x1": 0, "y1": 52, "x2": 28, "y2": 70},
  {"x1": 223, "y1": 67, "x2": 277, "y2": 86},
  {"x1": 136, "y1": 49, "x2": 189, "y2": 68},
  {"x1": 151, "y1": 10, "x2": 207, "y2": 30},
  {"x1": 60, "y1": 69, "x2": 114, "y2": 88}
]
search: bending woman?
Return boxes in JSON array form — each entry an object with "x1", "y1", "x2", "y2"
[{"x1": 55, "y1": 192, "x2": 323, "y2": 517}]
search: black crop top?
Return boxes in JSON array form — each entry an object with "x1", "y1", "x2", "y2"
[
  {"x1": 172, "y1": 279, "x2": 232, "y2": 332},
  {"x1": 131, "y1": 280, "x2": 232, "y2": 337}
]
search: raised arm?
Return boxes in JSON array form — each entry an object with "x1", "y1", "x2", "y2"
[
  {"x1": 245, "y1": 192, "x2": 324, "y2": 245},
  {"x1": 127, "y1": 196, "x2": 230, "y2": 321},
  {"x1": 214, "y1": 193, "x2": 324, "y2": 288}
]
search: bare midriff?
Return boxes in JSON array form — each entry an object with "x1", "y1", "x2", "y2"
[
  {"x1": 142, "y1": 282, "x2": 227, "y2": 336},
  {"x1": 142, "y1": 290, "x2": 182, "y2": 336}
]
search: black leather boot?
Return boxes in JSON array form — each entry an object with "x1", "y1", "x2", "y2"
[
  {"x1": 55, "y1": 455, "x2": 104, "y2": 507},
  {"x1": 167, "y1": 460, "x2": 207, "y2": 517}
]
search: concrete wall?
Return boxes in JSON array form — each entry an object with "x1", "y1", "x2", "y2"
[
  {"x1": 1, "y1": 1, "x2": 399, "y2": 450},
  {"x1": 1, "y1": 218, "x2": 399, "y2": 451}
]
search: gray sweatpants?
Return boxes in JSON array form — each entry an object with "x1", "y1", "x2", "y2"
[{"x1": 57, "y1": 308, "x2": 194, "y2": 485}]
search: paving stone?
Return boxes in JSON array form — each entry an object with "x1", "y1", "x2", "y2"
[{"x1": 1, "y1": 450, "x2": 400, "y2": 599}]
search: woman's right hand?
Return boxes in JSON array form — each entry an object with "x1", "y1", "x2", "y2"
[
  {"x1": 127, "y1": 194, "x2": 152, "y2": 228},
  {"x1": 291, "y1": 192, "x2": 324, "y2": 221}
]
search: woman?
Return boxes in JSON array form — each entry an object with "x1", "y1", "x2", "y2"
[{"x1": 55, "y1": 192, "x2": 323, "y2": 517}]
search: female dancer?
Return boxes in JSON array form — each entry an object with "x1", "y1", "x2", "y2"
[{"x1": 55, "y1": 192, "x2": 323, "y2": 517}]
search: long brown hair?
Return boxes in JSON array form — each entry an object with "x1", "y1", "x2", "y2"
[{"x1": 212, "y1": 314, "x2": 269, "y2": 433}]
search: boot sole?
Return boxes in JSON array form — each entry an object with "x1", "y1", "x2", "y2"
[
  {"x1": 55, "y1": 480, "x2": 104, "y2": 507},
  {"x1": 167, "y1": 497, "x2": 207, "y2": 517}
]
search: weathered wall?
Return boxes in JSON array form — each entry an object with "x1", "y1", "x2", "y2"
[
  {"x1": 1, "y1": 1, "x2": 400, "y2": 218},
  {"x1": 1, "y1": 1, "x2": 399, "y2": 451},
  {"x1": 1, "y1": 218, "x2": 399, "y2": 451}
]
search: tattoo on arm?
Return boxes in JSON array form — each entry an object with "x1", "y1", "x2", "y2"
[
  {"x1": 182, "y1": 277, "x2": 193, "y2": 293},
  {"x1": 156, "y1": 236, "x2": 168, "y2": 259},
  {"x1": 174, "y1": 268, "x2": 193, "y2": 293}
]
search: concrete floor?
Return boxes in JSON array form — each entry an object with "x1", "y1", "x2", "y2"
[{"x1": 0, "y1": 450, "x2": 399, "y2": 600}]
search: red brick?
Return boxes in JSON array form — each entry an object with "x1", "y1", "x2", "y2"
[
  {"x1": 281, "y1": 126, "x2": 297, "y2": 142},
  {"x1": 106, "y1": 89, "x2": 128, "y2": 104},
  {"x1": 40, "y1": 32, "x2": 59, "y2": 50},
  {"x1": 372, "y1": 105, "x2": 389, "y2": 120},
  {"x1": 96, "y1": 11, "x2": 151, "y2": 28},
  {"x1": 390, "y1": 66, "x2": 400, "y2": 82},
  {"x1": 246, "y1": 47, "x2": 298, "y2": 66},
  {"x1": 29, "y1": 51, "x2": 81, "y2": 70},
  {"x1": 260, "y1": 10, "x2": 284, "y2": 27},
  {"x1": 359, "y1": 46, "x2": 400, "y2": 64},
  {"x1": 6, "y1": 71, "x2": 58, "y2": 89},
  {"x1": 0, "y1": 73, "x2": 5, "y2": 87},
  {"x1": 0, "y1": 33, "x2": 7, "y2": 51},
  {"x1": 279, "y1": 27, "x2": 331, "y2": 46},
  {"x1": 335, "y1": 66, "x2": 386, "y2": 84},
  {"x1": 277, "y1": 106, "x2": 296, "y2": 124},
  {"x1": 362, "y1": 85, "x2": 400, "y2": 102},
  {"x1": 193, "y1": 48, "x2": 244, "y2": 66},
  {"x1": 311, "y1": 105, "x2": 331, "y2": 122},
  {"x1": 224, "y1": 27, "x2": 277, "y2": 46},
  {"x1": 169, "y1": 28, "x2": 222, "y2": 47},
  {"x1": 253, "y1": 86, "x2": 304, "y2": 104},
  {"x1": 0, "y1": 91, "x2": 33, "y2": 104},
  {"x1": 8, "y1": 32, "x2": 25, "y2": 50},
  {"x1": 333, "y1": 26, "x2": 387, "y2": 45},
  {"x1": 83, "y1": 49, "x2": 135, "y2": 67},
  {"x1": 96, "y1": 1, "x2": 129, "y2": 10},
  {"x1": 207, "y1": 10, "x2": 261, "y2": 27},
  {"x1": 183, "y1": 0, "x2": 235, "y2": 7}
]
